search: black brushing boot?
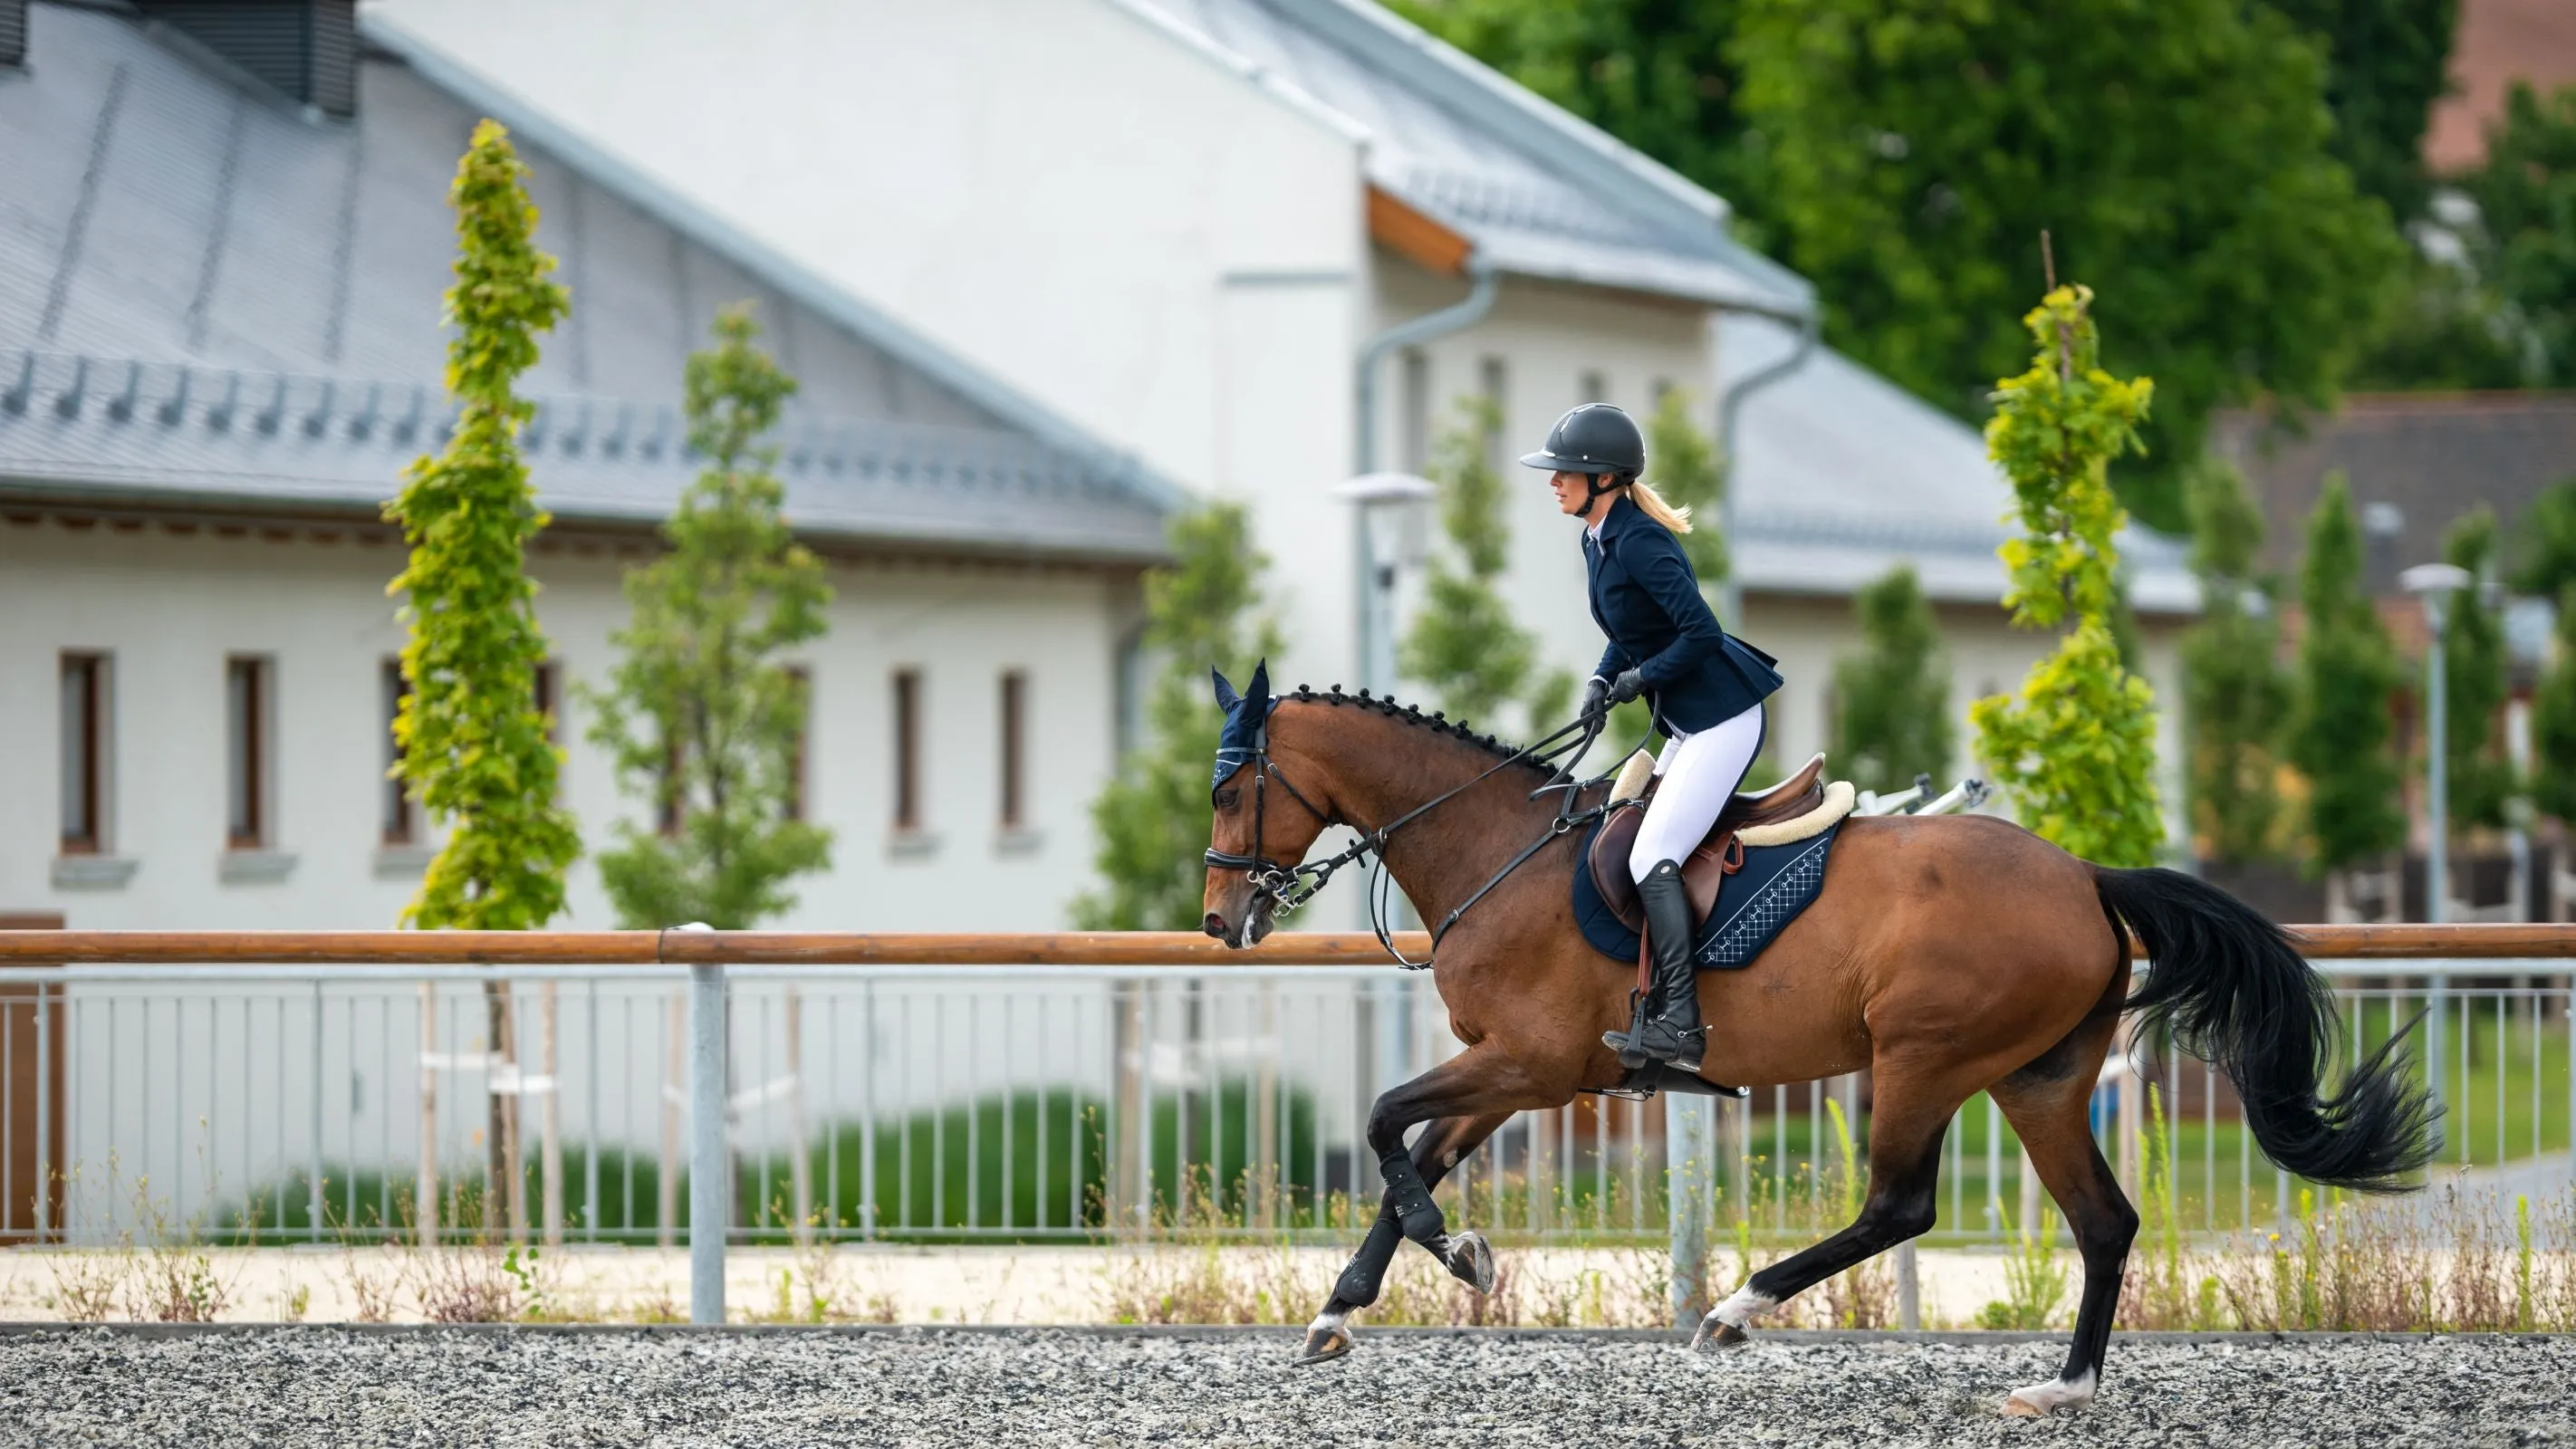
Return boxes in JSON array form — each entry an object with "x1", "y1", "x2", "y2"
[{"x1": 1604, "y1": 859, "x2": 1706, "y2": 1072}]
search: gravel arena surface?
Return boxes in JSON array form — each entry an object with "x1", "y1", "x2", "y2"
[{"x1": 0, "y1": 1328, "x2": 2569, "y2": 1447}]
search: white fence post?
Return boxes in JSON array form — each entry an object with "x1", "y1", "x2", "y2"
[
  {"x1": 688, "y1": 957, "x2": 728, "y2": 1324},
  {"x1": 1667, "y1": 1093, "x2": 1713, "y2": 1326}
]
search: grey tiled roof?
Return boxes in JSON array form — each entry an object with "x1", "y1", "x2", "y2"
[
  {"x1": 0, "y1": 2, "x2": 1172, "y2": 559},
  {"x1": 1145, "y1": 0, "x2": 1811, "y2": 313}
]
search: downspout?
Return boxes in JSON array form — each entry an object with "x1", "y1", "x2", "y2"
[
  {"x1": 1714, "y1": 305, "x2": 1820, "y2": 630},
  {"x1": 1351, "y1": 259, "x2": 1499, "y2": 691}
]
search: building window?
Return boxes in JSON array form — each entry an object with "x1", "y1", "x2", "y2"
[
  {"x1": 380, "y1": 658, "x2": 414, "y2": 845},
  {"x1": 999, "y1": 669, "x2": 1028, "y2": 830},
  {"x1": 1580, "y1": 369, "x2": 1608, "y2": 405},
  {"x1": 533, "y1": 659, "x2": 561, "y2": 743},
  {"x1": 892, "y1": 667, "x2": 923, "y2": 831},
  {"x1": 226, "y1": 656, "x2": 271, "y2": 849},
  {"x1": 784, "y1": 666, "x2": 811, "y2": 824},
  {"x1": 1650, "y1": 377, "x2": 1675, "y2": 408},
  {"x1": 1399, "y1": 348, "x2": 1431, "y2": 475},
  {"x1": 60, "y1": 652, "x2": 108, "y2": 855}
]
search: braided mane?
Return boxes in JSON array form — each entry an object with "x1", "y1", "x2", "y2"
[{"x1": 1283, "y1": 684, "x2": 1554, "y2": 778}]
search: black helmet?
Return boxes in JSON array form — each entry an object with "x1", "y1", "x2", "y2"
[{"x1": 1519, "y1": 403, "x2": 1644, "y2": 476}]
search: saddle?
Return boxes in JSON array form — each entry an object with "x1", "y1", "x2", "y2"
[{"x1": 1586, "y1": 752, "x2": 1844, "y2": 932}]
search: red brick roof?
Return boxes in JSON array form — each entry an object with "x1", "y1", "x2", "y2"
[{"x1": 2426, "y1": 0, "x2": 2576, "y2": 174}]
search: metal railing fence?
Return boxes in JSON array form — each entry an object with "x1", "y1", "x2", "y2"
[{"x1": 2, "y1": 928, "x2": 2571, "y2": 1327}]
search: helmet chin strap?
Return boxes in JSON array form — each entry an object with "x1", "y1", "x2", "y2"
[{"x1": 1583, "y1": 471, "x2": 1629, "y2": 504}]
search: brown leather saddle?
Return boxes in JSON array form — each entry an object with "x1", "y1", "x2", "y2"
[{"x1": 1588, "y1": 753, "x2": 1829, "y2": 932}]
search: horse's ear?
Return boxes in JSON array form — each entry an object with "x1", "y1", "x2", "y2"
[
  {"x1": 1245, "y1": 658, "x2": 1272, "y2": 711},
  {"x1": 1211, "y1": 668, "x2": 1240, "y2": 713}
]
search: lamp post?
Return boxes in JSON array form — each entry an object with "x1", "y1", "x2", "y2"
[
  {"x1": 1333, "y1": 471, "x2": 1437, "y2": 695},
  {"x1": 2401, "y1": 560, "x2": 2472, "y2": 1142}
]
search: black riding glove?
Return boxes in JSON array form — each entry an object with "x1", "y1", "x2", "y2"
[
  {"x1": 1580, "y1": 674, "x2": 1612, "y2": 721},
  {"x1": 1607, "y1": 668, "x2": 1647, "y2": 705}
]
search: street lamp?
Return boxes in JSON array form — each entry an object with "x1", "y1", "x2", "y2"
[
  {"x1": 2401, "y1": 559, "x2": 2472, "y2": 1142},
  {"x1": 1334, "y1": 471, "x2": 1437, "y2": 695}
]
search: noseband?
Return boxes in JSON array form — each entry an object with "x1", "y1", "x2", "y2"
[{"x1": 1204, "y1": 705, "x2": 1613, "y2": 967}]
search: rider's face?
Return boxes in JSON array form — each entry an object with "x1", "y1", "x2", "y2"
[{"x1": 1550, "y1": 470, "x2": 1591, "y2": 517}]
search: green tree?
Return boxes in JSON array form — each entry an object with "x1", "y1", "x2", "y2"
[
  {"x1": 2267, "y1": 0, "x2": 2459, "y2": 220},
  {"x1": 1647, "y1": 386, "x2": 1728, "y2": 588},
  {"x1": 1073, "y1": 504, "x2": 1283, "y2": 931},
  {"x1": 582, "y1": 305, "x2": 833, "y2": 929},
  {"x1": 1830, "y1": 565, "x2": 1952, "y2": 794},
  {"x1": 1400, "y1": 397, "x2": 1575, "y2": 732},
  {"x1": 1393, "y1": 0, "x2": 1767, "y2": 243},
  {"x1": 1730, "y1": 0, "x2": 2405, "y2": 531},
  {"x1": 1968, "y1": 285, "x2": 2164, "y2": 868},
  {"x1": 2285, "y1": 474, "x2": 2407, "y2": 875},
  {"x1": 2437, "y1": 507, "x2": 2514, "y2": 830},
  {"x1": 383, "y1": 120, "x2": 582, "y2": 1235},
  {"x1": 2531, "y1": 584, "x2": 2576, "y2": 827},
  {"x1": 2460, "y1": 82, "x2": 2576, "y2": 386},
  {"x1": 2178, "y1": 460, "x2": 2292, "y2": 864},
  {"x1": 384, "y1": 118, "x2": 581, "y2": 936},
  {"x1": 2513, "y1": 476, "x2": 2576, "y2": 600}
]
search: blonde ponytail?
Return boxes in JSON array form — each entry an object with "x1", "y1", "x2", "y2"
[{"x1": 1627, "y1": 479, "x2": 1693, "y2": 533}]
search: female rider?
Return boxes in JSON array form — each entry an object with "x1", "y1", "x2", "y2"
[{"x1": 1521, "y1": 402, "x2": 1783, "y2": 1074}]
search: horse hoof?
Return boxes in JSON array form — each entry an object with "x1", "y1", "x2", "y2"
[
  {"x1": 1445, "y1": 1232, "x2": 1496, "y2": 1295},
  {"x1": 2000, "y1": 1395, "x2": 2047, "y2": 1418},
  {"x1": 1293, "y1": 1325, "x2": 1352, "y2": 1367},
  {"x1": 1689, "y1": 1318, "x2": 1751, "y2": 1351}
]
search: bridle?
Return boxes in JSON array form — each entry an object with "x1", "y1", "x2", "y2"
[{"x1": 1204, "y1": 701, "x2": 1620, "y2": 968}]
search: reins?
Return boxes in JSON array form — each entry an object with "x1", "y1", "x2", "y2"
[{"x1": 1205, "y1": 701, "x2": 1627, "y2": 970}]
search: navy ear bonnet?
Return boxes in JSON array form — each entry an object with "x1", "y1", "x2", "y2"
[{"x1": 1209, "y1": 660, "x2": 1277, "y2": 799}]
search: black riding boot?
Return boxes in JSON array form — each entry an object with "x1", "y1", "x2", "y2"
[{"x1": 1604, "y1": 859, "x2": 1706, "y2": 1071}]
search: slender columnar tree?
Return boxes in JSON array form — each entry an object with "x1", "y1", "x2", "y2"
[
  {"x1": 2285, "y1": 475, "x2": 2406, "y2": 890},
  {"x1": 2180, "y1": 460, "x2": 2292, "y2": 865},
  {"x1": 384, "y1": 119, "x2": 581, "y2": 1234},
  {"x1": 584, "y1": 304, "x2": 833, "y2": 929},
  {"x1": 1400, "y1": 396, "x2": 1573, "y2": 734},
  {"x1": 1073, "y1": 504, "x2": 1282, "y2": 931},
  {"x1": 1969, "y1": 285, "x2": 2164, "y2": 867},
  {"x1": 2438, "y1": 507, "x2": 2513, "y2": 832},
  {"x1": 1830, "y1": 565, "x2": 1953, "y2": 794}
]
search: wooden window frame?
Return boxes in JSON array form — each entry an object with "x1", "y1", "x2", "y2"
[
  {"x1": 892, "y1": 667, "x2": 923, "y2": 833},
  {"x1": 998, "y1": 669, "x2": 1027, "y2": 830},
  {"x1": 380, "y1": 657, "x2": 415, "y2": 846},
  {"x1": 225, "y1": 655, "x2": 271, "y2": 850},
  {"x1": 58, "y1": 652, "x2": 106, "y2": 855}
]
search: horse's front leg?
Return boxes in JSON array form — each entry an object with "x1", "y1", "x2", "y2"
[{"x1": 1298, "y1": 1046, "x2": 1548, "y2": 1364}]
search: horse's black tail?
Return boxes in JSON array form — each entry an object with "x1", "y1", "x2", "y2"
[{"x1": 2095, "y1": 866, "x2": 2436, "y2": 1192}]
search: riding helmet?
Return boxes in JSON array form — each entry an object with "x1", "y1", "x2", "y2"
[{"x1": 1519, "y1": 403, "x2": 1645, "y2": 477}]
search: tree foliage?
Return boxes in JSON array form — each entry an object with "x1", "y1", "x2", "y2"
[
  {"x1": 1830, "y1": 565, "x2": 1951, "y2": 794},
  {"x1": 1969, "y1": 286, "x2": 2163, "y2": 868},
  {"x1": 1400, "y1": 397, "x2": 1575, "y2": 733},
  {"x1": 2532, "y1": 584, "x2": 2576, "y2": 827},
  {"x1": 2178, "y1": 460, "x2": 2292, "y2": 865},
  {"x1": 2461, "y1": 83, "x2": 2576, "y2": 387},
  {"x1": 1647, "y1": 386, "x2": 1729, "y2": 588},
  {"x1": 2513, "y1": 476, "x2": 2576, "y2": 601},
  {"x1": 383, "y1": 120, "x2": 580, "y2": 932},
  {"x1": 582, "y1": 305, "x2": 834, "y2": 929},
  {"x1": 2285, "y1": 474, "x2": 2407, "y2": 873},
  {"x1": 2267, "y1": 0, "x2": 2458, "y2": 221},
  {"x1": 1728, "y1": 0, "x2": 2403, "y2": 532},
  {"x1": 1073, "y1": 504, "x2": 1283, "y2": 931},
  {"x1": 2437, "y1": 507, "x2": 2514, "y2": 831}
]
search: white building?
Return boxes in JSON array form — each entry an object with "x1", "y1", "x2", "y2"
[
  {"x1": 366, "y1": 0, "x2": 2196, "y2": 837},
  {"x1": 2, "y1": 0, "x2": 1180, "y2": 930}
]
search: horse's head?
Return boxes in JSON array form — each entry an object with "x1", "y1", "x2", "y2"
[{"x1": 1200, "y1": 662, "x2": 1331, "y2": 947}]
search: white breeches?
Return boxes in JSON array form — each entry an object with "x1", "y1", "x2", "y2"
[{"x1": 1629, "y1": 704, "x2": 1766, "y2": 883}]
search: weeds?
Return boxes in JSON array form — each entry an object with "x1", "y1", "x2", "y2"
[{"x1": 1979, "y1": 1201, "x2": 2071, "y2": 1329}]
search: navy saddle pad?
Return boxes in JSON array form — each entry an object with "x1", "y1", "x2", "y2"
[{"x1": 1572, "y1": 815, "x2": 1842, "y2": 968}]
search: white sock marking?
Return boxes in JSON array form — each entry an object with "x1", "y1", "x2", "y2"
[
  {"x1": 1710, "y1": 1284, "x2": 1777, "y2": 1329},
  {"x1": 2007, "y1": 1369, "x2": 2098, "y2": 1415}
]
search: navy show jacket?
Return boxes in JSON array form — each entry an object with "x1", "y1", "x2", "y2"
[{"x1": 1582, "y1": 493, "x2": 1783, "y2": 735}]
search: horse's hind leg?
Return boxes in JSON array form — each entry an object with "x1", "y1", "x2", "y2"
[
  {"x1": 1692, "y1": 1080, "x2": 1953, "y2": 1346},
  {"x1": 1296, "y1": 1108, "x2": 1514, "y2": 1364},
  {"x1": 1988, "y1": 1012, "x2": 2138, "y2": 1417}
]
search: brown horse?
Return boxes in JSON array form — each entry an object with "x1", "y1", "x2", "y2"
[{"x1": 1200, "y1": 680, "x2": 2431, "y2": 1416}]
